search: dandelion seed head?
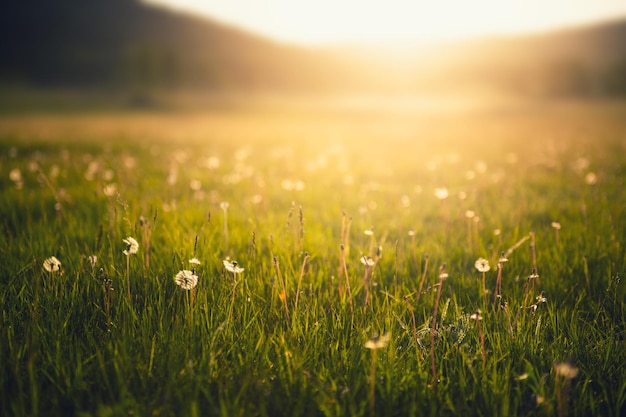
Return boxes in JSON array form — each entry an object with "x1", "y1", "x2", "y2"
[
  {"x1": 188, "y1": 258, "x2": 201, "y2": 265},
  {"x1": 585, "y1": 172, "x2": 597, "y2": 185},
  {"x1": 9, "y1": 168, "x2": 22, "y2": 183},
  {"x1": 122, "y1": 237, "x2": 139, "y2": 256},
  {"x1": 470, "y1": 309, "x2": 482, "y2": 321},
  {"x1": 361, "y1": 256, "x2": 376, "y2": 267},
  {"x1": 465, "y1": 210, "x2": 475, "y2": 219},
  {"x1": 475, "y1": 258, "x2": 491, "y2": 273},
  {"x1": 551, "y1": 221, "x2": 561, "y2": 230},
  {"x1": 43, "y1": 256, "x2": 62, "y2": 273},
  {"x1": 365, "y1": 332, "x2": 391, "y2": 350},
  {"x1": 434, "y1": 187, "x2": 449, "y2": 200},
  {"x1": 103, "y1": 183, "x2": 117, "y2": 197},
  {"x1": 364, "y1": 229, "x2": 374, "y2": 236},
  {"x1": 174, "y1": 269, "x2": 198, "y2": 290},
  {"x1": 220, "y1": 201, "x2": 229, "y2": 210},
  {"x1": 515, "y1": 372, "x2": 529, "y2": 381},
  {"x1": 554, "y1": 362, "x2": 579, "y2": 380},
  {"x1": 223, "y1": 259, "x2": 244, "y2": 274}
]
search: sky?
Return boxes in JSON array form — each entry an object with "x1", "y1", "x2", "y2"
[{"x1": 144, "y1": 0, "x2": 626, "y2": 45}]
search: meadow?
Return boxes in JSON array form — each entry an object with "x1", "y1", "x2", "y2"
[{"x1": 0, "y1": 97, "x2": 625, "y2": 417}]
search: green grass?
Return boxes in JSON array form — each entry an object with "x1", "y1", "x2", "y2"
[{"x1": 0, "y1": 99, "x2": 625, "y2": 416}]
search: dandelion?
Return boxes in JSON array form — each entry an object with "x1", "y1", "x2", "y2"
[
  {"x1": 122, "y1": 237, "x2": 138, "y2": 303},
  {"x1": 43, "y1": 256, "x2": 62, "y2": 273},
  {"x1": 552, "y1": 221, "x2": 561, "y2": 246},
  {"x1": 361, "y1": 255, "x2": 376, "y2": 306},
  {"x1": 174, "y1": 270, "x2": 199, "y2": 290},
  {"x1": 123, "y1": 237, "x2": 139, "y2": 256},
  {"x1": 88, "y1": 255, "x2": 98, "y2": 269},
  {"x1": 431, "y1": 264, "x2": 448, "y2": 387},
  {"x1": 470, "y1": 309, "x2": 486, "y2": 369},
  {"x1": 434, "y1": 187, "x2": 449, "y2": 200},
  {"x1": 584, "y1": 172, "x2": 597, "y2": 185},
  {"x1": 475, "y1": 257, "x2": 490, "y2": 307},
  {"x1": 10, "y1": 168, "x2": 23, "y2": 189},
  {"x1": 365, "y1": 332, "x2": 391, "y2": 417},
  {"x1": 555, "y1": 361, "x2": 579, "y2": 417},
  {"x1": 365, "y1": 332, "x2": 391, "y2": 350},
  {"x1": 188, "y1": 257, "x2": 201, "y2": 266},
  {"x1": 221, "y1": 201, "x2": 229, "y2": 252},
  {"x1": 494, "y1": 253, "x2": 508, "y2": 303},
  {"x1": 223, "y1": 259, "x2": 244, "y2": 274},
  {"x1": 224, "y1": 258, "x2": 244, "y2": 323}
]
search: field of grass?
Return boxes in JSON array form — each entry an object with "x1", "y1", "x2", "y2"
[{"x1": 0, "y1": 98, "x2": 625, "y2": 417}]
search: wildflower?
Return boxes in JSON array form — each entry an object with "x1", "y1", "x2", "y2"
[
  {"x1": 474, "y1": 258, "x2": 491, "y2": 273},
  {"x1": 43, "y1": 256, "x2": 62, "y2": 272},
  {"x1": 361, "y1": 256, "x2": 376, "y2": 267},
  {"x1": 536, "y1": 293, "x2": 547, "y2": 303},
  {"x1": 174, "y1": 270, "x2": 198, "y2": 290},
  {"x1": 470, "y1": 309, "x2": 482, "y2": 321},
  {"x1": 554, "y1": 362, "x2": 579, "y2": 380},
  {"x1": 551, "y1": 221, "x2": 561, "y2": 230},
  {"x1": 122, "y1": 237, "x2": 139, "y2": 255},
  {"x1": 439, "y1": 272, "x2": 449, "y2": 280},
  {"x1": 434, "y1": 187, "x2": 449, "y2": 200},
  {"x1": 465, "y1": 210, "x2": 475, "y2": 219},
  {"x1": 515, "y1": 372, "x2": 529, "y2": 381},
  {"x1": 188, "y1": 258, "x2": 201, "y2": 265},
  {"x1": 364, "y1": 229, "x2": 374, "y2": 236},
  {"x1": 88, "y1": 255, "x2": 98, "y2": 268},
  {"x1": 220, "y1": 201, "x2": 229, "y2": 210},
  {"x1": 498, "y1": 255, "x2": 509, "y2": 264},
  {"x1": 365, "y1": 332, "x2": 391, "y2": 350},
  {"x1": 223, "y1": 259, "x2": 244, "y2": 274}
]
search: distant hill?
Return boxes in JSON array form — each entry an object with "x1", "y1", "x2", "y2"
[{"x1": 1, "y1": 0, "x2": 625, "y2": 99}]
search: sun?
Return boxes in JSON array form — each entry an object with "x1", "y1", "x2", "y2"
[{"x1": 144, "y1": 0, "x2": 626, "y2": 45}]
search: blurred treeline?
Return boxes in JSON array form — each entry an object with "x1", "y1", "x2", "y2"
[{"x1": 1, "y1": 0, "x2": 625, "y2": 102}]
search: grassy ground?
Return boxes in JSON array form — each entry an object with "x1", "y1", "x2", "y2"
[{"x1": 0, "y1": 98, "x2": 625, "y2": 416}]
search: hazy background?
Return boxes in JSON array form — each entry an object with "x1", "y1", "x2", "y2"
[{"x1": 1, "y1": 0, "x2": 626, "y2": 110}]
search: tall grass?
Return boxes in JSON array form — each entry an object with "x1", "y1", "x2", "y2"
[{"x1": 0, "y1": 100, "x2": 625, "y2": 416}]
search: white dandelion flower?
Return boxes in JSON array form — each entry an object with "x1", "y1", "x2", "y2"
[
  {"x1": 174, "y1": 270, "x2": 198, "y2": 290},
  {"x1": 122, "y1": 237, "x2": 139, "y2": 256},
  {"x1": 188, "y1": 258, "x2": 201, "y2": 265},
  {"x1": 43, "y1": 256, "x2": 62, "y2": 273}
]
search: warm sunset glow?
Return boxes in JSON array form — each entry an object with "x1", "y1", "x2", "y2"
[{"x1": 145, "y1": 0, "x2": 626, "y2": 44}]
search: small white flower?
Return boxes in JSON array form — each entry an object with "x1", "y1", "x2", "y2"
[
  {"x1": 174, "y1": 270, "x2": 198, "y2": 290},
  {"x1": 551, "y1": 221, "x2": 561, "y2": 230},
  {"x1": 188, "y1": 258, "x2": 201, "y2": 265},
  {"x1": 88, "y1": 255, "x2": 98, "y2": 268},
  {"x1": 122, "y1": 237, "x2": 139, "y2": 256},
  {"x1": 43, "y1": 256, "x2": 62, "y2": 273}
]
